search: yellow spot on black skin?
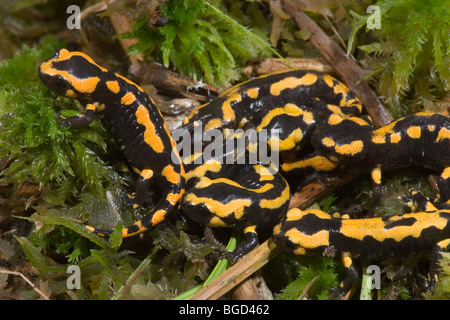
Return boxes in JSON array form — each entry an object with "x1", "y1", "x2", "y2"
[
  {"x1": 406, "y1": 126, "x2": 421, "y2": 139},
  {"x1": 441, "y1": 167, "x2": 450, "y2": 180},
  {"x1": 121, "y1": 92, "x2": 136, "y2": 105},
  {"x1": 140, "y1": 169, "x2": 154, "y2": 180},
  {"x1": 436, "y1": 127, "x2": 450, "y2": 142},
  {"x1": 246, "y1": 87, "x2": 259, "y2": 99},
  {"x1": 106, "y1": 80, "x2": 120, "y2": 94},
  {"x1": 321, "y1": 137, "x2": 335, "y2": 147},
  {"x1": 162, "y1": 164, "x2": 181, "y2": 184},
  {"x1": 371, "y1": 166, "x2": 382, "y2": 185},
  {"x1": 390, "y1": 133, "x2": 401, "y2": 143},
  {"x1": 66, "y1": 89, "x2": 76, "y2": 98}
]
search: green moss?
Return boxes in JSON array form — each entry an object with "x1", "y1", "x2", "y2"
[
  {"x1": 122, "y1": 0, "x2": 276, "y2": 88},
  {"x1": 275, "y1": 255, "x2": 339, "y2": 300},
  {"x1": 0, "y1": 35, "x2": 125, "y2": 205},
  {"x1": 349, "y1": 0, "x2": 450, "y2": 116},
  {"x1": 424, "y1": 252, "x2": 450, "y2": 299}
]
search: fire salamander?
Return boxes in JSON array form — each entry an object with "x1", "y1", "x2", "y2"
[
  {"x1": 272, "y1": 199, "x2": 450, "y2": 297},
  {"x1": 181, "y1": 160, "x2": 290, "y2": 262},
  {"x1": 38, "y1": 49, "x2": 185, "y2": 238},
  {"x1": 179, "y1": 69, "x2": 364, "y2": 261},
  {"x1": 182, "y1": 69, "x2": 363, "y2": 160},
  {"x1": 309, "y1": 112, "x2": 450, "y2": 211},
  {"x1": 38, "y1": 49, "x2": 369, "y2": 262}
]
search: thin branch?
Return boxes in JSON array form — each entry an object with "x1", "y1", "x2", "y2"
[{"x1": 0, "y1": 269, "x2": 50, "y2": 300}]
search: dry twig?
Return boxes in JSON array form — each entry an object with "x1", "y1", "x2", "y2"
[{"x1": 0, "y1": 269, "x2": 50, "y2": 300}]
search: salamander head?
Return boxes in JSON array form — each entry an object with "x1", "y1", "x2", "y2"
[{"x1": 38, "y1": 48, "x2": 107, "y2": 100}]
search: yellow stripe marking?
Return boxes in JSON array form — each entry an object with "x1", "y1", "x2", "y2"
[
  {"x1": 185, "y1": 160, "x2": 222, "y2": 181},
  {"x1": 135, "y1": 105, "x2": 165, "y2": 153},
  {"x1": 257, "y1": 104, "x2": 314, "y2": 132},
  {"x1": 162, "y1": 165, "x2": 181, "y2": 184},
  {"x1": 115, "y1": 73, "x2": 145, "y2": 92},
  {"x1": 340, "y1": 212, "x2": 448, "y2": 242},
  {"x1": 85, "y1": 103, "x2": 96, "y2": 111},
  {"x1": 284, "y1": 228, "x2": 330, "y2": 253},
  {"x1": 282, "y1": 155, "x2": 337, "y2": 172},
  {"x1": 372, "y1": 135, "x2": 386, "y2": 144},
  {"x1": 260, "y1": 185, "x2": 290, "y2": 209},
  {"x1": 123, "y1": 220, "x2": 148, "y2": 237},
  {"x1": 195, "y1": 177, "x2": 274, "y2": 193},
  {"x1": 268, "y1": 128, "x2": 303, "y2": 151},
  {"x1": 253, "y1": 165, "x2": 275, "y2": 181},
  {"x1": 335, "y1": 140, "x2": 364, "y2": 155},
  {"x1": 270, "y1": 73, "x2": 318, "y2": 96},
  {"x1": 184, "y1": 193, "x2": 252, "y2": 220},
  {"x1": 222, "y1": 93, "x2": 241, "y2": 122},
  {"x1": 341, "y1": 253, "x2": 353, "y2": 268},
  {"x1": 66, "y1": 89, "x2": 76, "y2": 98}
]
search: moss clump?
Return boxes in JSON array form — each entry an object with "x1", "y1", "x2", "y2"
[
  {"x1": 122, "y1": 0, "x2": 276, "y2": 88},
  {"x1": 349, "y1": 0, "x2": 450, "y2": 116}
]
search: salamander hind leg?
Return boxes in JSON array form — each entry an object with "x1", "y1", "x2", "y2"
[
  {"x1": 429, "y1": 238, "x2": 450, "y2": 293},
  {"x1": 367, "y1": 165, "x2": 383, "y2": 216},
  {"x1": 437, "y1": 167, "x2": 450, "y2": 205},
  {"x1": 329, "y1": 252, "x2": 359, "y2": 299}
]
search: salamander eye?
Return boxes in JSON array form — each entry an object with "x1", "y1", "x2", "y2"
[{"x1": 53, "y1": 75, "x2": 68, "y2": 89}]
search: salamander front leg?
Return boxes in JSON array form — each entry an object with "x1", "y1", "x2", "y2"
[
  {"x1": 133, "y1": 169, "x2": 155, "y2": 208},
  {"x1": 58, "y1": 103, "x2": 97, "y2": 127},
  {"x1": 221, "y1": 225, "x2": 259, "y2": 264},
  {"x1": 438, "y1": 167, "x2": 450, "y2": 204}
]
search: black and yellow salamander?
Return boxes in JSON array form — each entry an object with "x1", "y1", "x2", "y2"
[
  {"x1": 37, "y1": 49, "x2": 367, "y2": 262},
  {"x1": 181, "y1": 160, "x2": 290, "y2": 262},
  {"x1": 179, "y1": 69, "x2": 365, "y2": 261},
  {"x1": 309, "y1": 112, "x2": 450, "y2": 210},
  {"x1": 38, "y1": 48, "x2": 185, "y2": 238},
  {"x1": 272, "y1": 200, "x2": 450, "y2": 297},
  {"x1": 182, "y1": 69, "x2": 363, "y2": 162}
]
